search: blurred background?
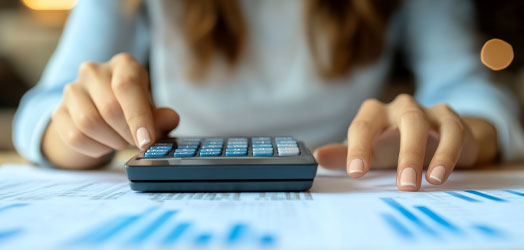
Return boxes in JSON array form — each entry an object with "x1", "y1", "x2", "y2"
[{"x1": 0, "y1": 0, "x2": 523, "y2": 151}]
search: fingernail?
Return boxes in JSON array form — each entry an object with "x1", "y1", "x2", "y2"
[
  {"x1": 400, "y1": 167, "x2": 417, "y2": 187},
  {"x1": 429, "y1": 165, "x2": 446, "y2": 184},
  {"x1": 348, "y1": 159, "x2": 364, "y2": 174},
  {"x1": 136, "y1": 127, "x2": 151, "y2": 148}
]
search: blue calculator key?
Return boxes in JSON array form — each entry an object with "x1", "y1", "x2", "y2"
[
  {"x1": 225, "y1": 151, "x2": 247, "y2": 157},
  {"x1": 177, "y1": 145, "x2": 199, "y2": 149},
  {"x1": 175, "y1": 148, "x2": 196, "y2": 152},
  {"x1": 253, "y1": 151, "x2": 273, "y2": 157},
  {"x1": 252, "y1": 144, "x2": 273, "y2": 148},
  {"x1": 153, "y1": 143, "x2": 174, "y2": 146},
  {"x1": 201, "y1": 144, "x2": 223, "y2": 149},
  {"x1": 200, "y1": 151, "x2": 222, "y2": 157},
  {"x1": 146, "y1": 149, "x2": 169, "y2": 153},
  {"x1": 226, "y1": 149, "x2": 247, "y2": 153},
  {"x1": 174, "y1": 151, "x2": 196, "y2": 157},
  {"x1": 226, "y1": 147, "x2": 247, "y2": 151},
  {"x1": 226, "y1": 145, "x2": 248, "y2": 148},
  {"x1": 252, "y1": 148, "x2": 273, "y2": 152},
  {"x1": 144, "y1": 151, "x2": 168, "y2": 157}
]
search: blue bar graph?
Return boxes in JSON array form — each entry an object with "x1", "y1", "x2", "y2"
[
  {"x1": 194, "y1": 233, "x2": 212, "y2": 246},
  {"x1": 0, "y1": 229, "x2": 22, "y2": 242},
  {"x1": 70, "y1": 207, "x2": 156, "y2": 245},
  {"x1": 503, "y1": 189, "x2": 524, "y2": 197},
  {"x1": 381, "y1": 213, "x2": 414, "y2": 239},
  {"x1": 472, "y1": 224, "x2": 504, "y2": 238},
  {"x1": 227, "y1": 223, "x2": 248, "y2": 244},
  {"x1": 83, "y1": 215, "x2": 141, "y2": 244},
  {"x1": 464, "y1": 190, "x2": 507, "y2": 202},
  {"x1": 0, "y1": 203, "x2": 28, "y2": 214},
  {"x1": 381, "y1": 198, "x2": 437, "y2": 237},
  {"x1": 415, "y1": 206, "x2": 461, "y2": 233},
  {"x1": 446, "y1": 191, "x2": 480, "y2": 202},
  {"x1": 127, "y1": 210, "x2": 177, "y2": 245},
  {"x1": 162, "y1": 222, "x2": 191, "y2": 245}
]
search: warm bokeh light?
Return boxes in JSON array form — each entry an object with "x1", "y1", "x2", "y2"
[
  {"x1": 480, "y1": 38, "x2": 514, "y2": 71},
  {"x1": 22, "y1": 0, "x2": 77, "y2": 11}
]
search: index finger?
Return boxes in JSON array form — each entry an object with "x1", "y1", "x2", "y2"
[{"x1": 110, "y1": 54, "x2": 155, "y2": 150}]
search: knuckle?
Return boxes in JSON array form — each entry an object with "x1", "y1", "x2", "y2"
[
  {"x1": 100, "y1": 99, "x2": 121, "y2": 119},
  {"x1": 393, "y1": 94, "x2": 415, "y2": 105},
  {"x1": 64, "y1": 128, "x2": 85, "y2": 149},
  {"x1": 111, "y1": 75, "x2": 140, "y2": 92},
  {"x1": 444, "y1": 118, "x2": 465, "y2": 137},
  {"x1": 62, "y1": 83, "x2": 77, "y2": 96},
  {"x1": 350, "y1": 120, "x2": 373, "y2": 133},
  {"x1": 361, "y1": 98, "x2": 382, "y2": 109},
  {"x1": 112, "y1": 53, "x2": 135, "y2": 63},
  {"x1": 433, "y1": 103, "x2": 455, "y2": 114},
  {"x1": 78, "y1": 61, "x2": 98, "y2": 75},
  {"x1": 75, "y1": 112, "x2": 101, "y2": 133},
  {"x1": 400, "y1": 110, "x2": 427, "y2": 123}
]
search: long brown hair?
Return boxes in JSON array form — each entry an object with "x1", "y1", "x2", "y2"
[{"x1": 180, "y1": 0, "x2": 398, "y2": 81}]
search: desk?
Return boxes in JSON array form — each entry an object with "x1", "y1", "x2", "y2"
[{"x1": 1, "y1": 150, "x2": 524, "y2": 249}]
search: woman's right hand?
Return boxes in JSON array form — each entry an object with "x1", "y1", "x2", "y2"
[{"x1": 42, "y1": 53, "x2": 180, "y2": 169}]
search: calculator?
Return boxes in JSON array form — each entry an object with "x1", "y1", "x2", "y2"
[{"x1": 125, "y1": 137, "x2": 318, "y2": 192}]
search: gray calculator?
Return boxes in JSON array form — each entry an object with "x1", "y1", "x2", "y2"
[{"x1": 125, "y1": 137, "x2": 318, "y2": 192}]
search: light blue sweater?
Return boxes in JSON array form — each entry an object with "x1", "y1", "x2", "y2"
[{"x1": 13, "y1": 0, "x2": 524, "y2": 165}]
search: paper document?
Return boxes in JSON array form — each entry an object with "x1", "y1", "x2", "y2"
[{"x1": 0, "y1": 164, "x2": 523, "y2": 249}]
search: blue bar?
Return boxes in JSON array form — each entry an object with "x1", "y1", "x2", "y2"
[
  {"x1": 446, "y1": 191, "x2": 479, "y2": 202},
  {"x1": 259, "y1": 234, "x2": 276, "y2": 246},
  {"x1": 381, "y1": 213, "x2": 414, "y2": 239},
  {"x1": 380, "y1": 198, "x2": 437, "y2": 236},
  {"x1": 503, "y1": 189, "x2": 524, "y2": 197},
  {"x1": 162, "y1": 222, "x2": 191, "y2": 245},
  {"x1": 0, "y1": 229, "x2": 22, "y2": 242},
  {"x1": 88, "y1": 215, "x2": 141, "y2": 244},
  {"x1": 472, "y1": 224, "x2": 504, "y2": 238},
  {"x1": 415, "y1": 206, "x2": 461, "y2": 233},
  {"x1": 227, "y1": 223, "x2": 247, "y2": 244},
  {"x1": 0, "y1": 203, "x2": 28, "y2": 213},
  {"x1": 127, "y1": 210, "x2": 177, "y2": 245},
  {"x1": 464, "y1": 190, "x2": 507, "y2": 202},
  {"x1": 194, "y1": 233, "x2": 212, "y2": 246}
]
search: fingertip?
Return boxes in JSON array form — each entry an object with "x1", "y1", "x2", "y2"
[
  {"x1": 426, "y1": 165, "x2": 447, "y2": 185},
  {"x1": 397, "y1": 167, "x2": 420, "y2": 191},
  {"x1": 314, "y1": 144, "x2": 347, "y2": 169},
  {"x1": 136, "y1": 127, "x2": 152, "y2": 150},
  {"x1": 346, "y1": 158, "x2": 367, "y2": 178}
]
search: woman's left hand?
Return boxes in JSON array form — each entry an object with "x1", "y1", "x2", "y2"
[{"x1": 314, "y1": 94, "x2": 498, "y2": 191}]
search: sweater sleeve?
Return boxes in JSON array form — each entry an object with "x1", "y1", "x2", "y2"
[
  {"x1": 12, "y1": 0, "x2": 150, "y2": 165},
  {"x1": 401, "y1": 0, "x2": 524, "y2": 162}
]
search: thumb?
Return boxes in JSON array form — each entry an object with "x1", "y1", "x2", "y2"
[
  {"x1": 313, "y1": 143, "x2": 348, "y2": 169},
  {"x1": 153, "y1": 107, "x2": 179, "y2": 139}
]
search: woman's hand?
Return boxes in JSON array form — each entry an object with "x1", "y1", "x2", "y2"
[
  {"x1": 314, "y1": 94, "x2": 499, "y2": 191},
  {"x1": 42, "y1": 53, "x2": 179, "y2": 169}
]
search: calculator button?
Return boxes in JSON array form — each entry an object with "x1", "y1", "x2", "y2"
[
  {"x1": 177, "y1": 145, "x2": 199, "y2": 149},
  {"x1": 225, "y1": 151, "x2": 247, "y2": 157},
  {"x1": 225, "y1": 148, "x2": 248, "y2": 153},
  {"x1": 200, "y1": 151, "x2": 221, "y2": 157},
  {"x1": 278, "y1": 151, "x2": 299, "y2": 156},
  {"x1": 144, "y1": 151, "x2": 168, "y2": 157},
  {"x1": 174, "y1": 151, "x2": 196, "y2": 157},
  {"x1": 252, "y1": 144, "x2": 273, "y2": 148},
  {"x1": 201, "y1": 144, "x2": 223, "y2": 149},
  {"x1": 253, "y1": 151, "x2": 273, "y2": 157}
]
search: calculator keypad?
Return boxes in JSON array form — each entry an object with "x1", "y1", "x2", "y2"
[{"x1": 143, "y1": 137, "x2": 301, "y2": 158}]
